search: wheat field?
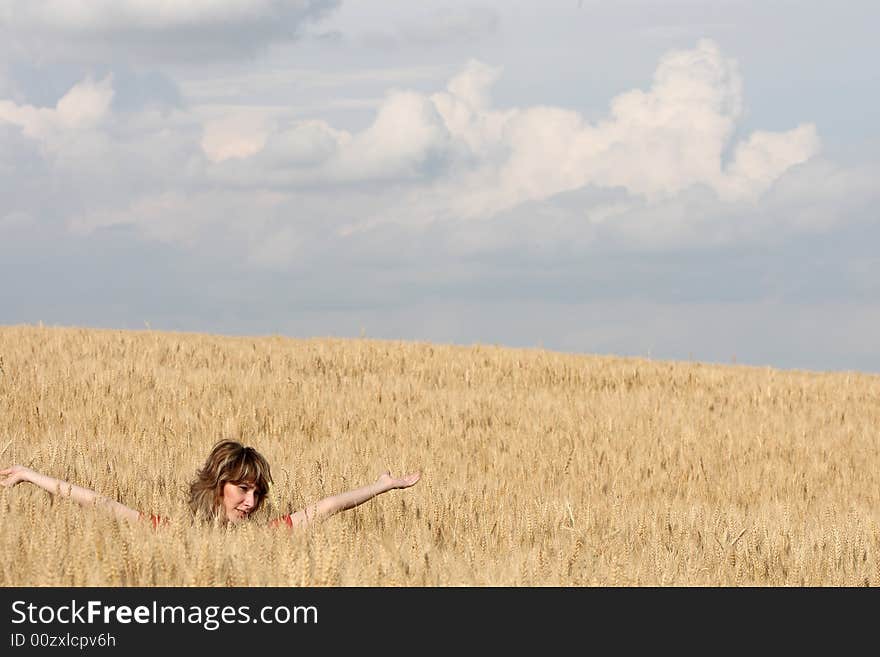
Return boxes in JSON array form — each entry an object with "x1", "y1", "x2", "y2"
[{"x1": 1, "y1": 324, "x2": 878, "y2": 586}]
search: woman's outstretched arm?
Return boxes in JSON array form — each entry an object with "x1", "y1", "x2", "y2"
[
  {"x1": 0, "y1": 465, "x2": 142, "y2": 523},
  {"x1": 279, "y1": 470, "x2": 420, "y2": 529}
]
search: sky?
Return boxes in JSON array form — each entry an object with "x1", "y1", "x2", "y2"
[{"x1": 1, "y1": 1, "x2": 878, "y2": 374}]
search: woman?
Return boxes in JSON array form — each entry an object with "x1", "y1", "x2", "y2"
[{"x1": 1, "y1": 440, "x2": 420, "y2": 529}]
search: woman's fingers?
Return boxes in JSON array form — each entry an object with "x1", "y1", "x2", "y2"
[
  {"x1": 378, "y1": 469, "x2": 421, "y2": 488},
  {"x1": 397, "y1": 471, "x2": 421, "y2": 488},
  {"x1": 1, "y1": 466, "x2": 26, "y2": 487}
]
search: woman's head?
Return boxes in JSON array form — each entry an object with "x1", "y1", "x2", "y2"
[{"x1": 188, "y1": 440, "x2": 273, "y2": 523}]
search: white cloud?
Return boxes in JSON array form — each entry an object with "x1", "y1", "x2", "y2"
[
  {"x1": 0, "y1": 75, "x2": 113, "y2": 142},
  {"x1": 201, "y1": 112, "x2": 272, "y2": 163},
  {"x1": 54, "y1": 75, "x2": 115, "y2": 127},
  {"x1": 721, "y1": 124, "x2": 820, "y2": 200},
  {"x1": 589, "y1": 37, "x2": 744, "y2": 197},
  {"x1": 433, "y1": 59, "x2": 508, "y2": 154},
  {"x1": 416, "y1": 39, "x2": 818, "y2": 222},
  {"x1": 0, "y1": 39, "x2": 850, "y2": 267},
  {"x1": 312, "y1": 39, "x2": 820, "y2": 235},
  {"x1": 262, "y1": 120, "x2": 346, "y2": 167},
  {"x1": 330, "y1": 90, "x2": 454, "y2": 181}
]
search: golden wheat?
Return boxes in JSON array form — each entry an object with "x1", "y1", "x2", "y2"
[{"x1": 1, "y1": 324, "x2": 878, "y2": 585}]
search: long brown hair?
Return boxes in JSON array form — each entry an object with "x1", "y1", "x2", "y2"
[{"x1": 187, "y1": 440, "x2": 273, "y2": 521}]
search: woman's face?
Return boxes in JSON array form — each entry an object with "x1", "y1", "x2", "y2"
[{"x1": 221, "y1": 481, "x2": 258, "y2": 522}]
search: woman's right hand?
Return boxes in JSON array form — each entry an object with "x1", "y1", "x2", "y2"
[{"x1": 0, "y1": 465, "x2": 34, "y2": 488}]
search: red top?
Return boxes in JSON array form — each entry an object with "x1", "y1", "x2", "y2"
[
  {"x1": 269, "y1": 514, "x2": 294, "y2": 528},
  {"x1": 139, "y1": 513, "x2": 166, "y2": 529}
]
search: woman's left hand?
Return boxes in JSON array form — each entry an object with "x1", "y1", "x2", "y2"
[{"x1": 377, "y1": 470, "x2": 421, "y2": 490}]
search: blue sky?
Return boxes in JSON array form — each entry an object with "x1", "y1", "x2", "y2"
[{"x1": 1, "y1": 1, "x2": 878, "y2": 373}]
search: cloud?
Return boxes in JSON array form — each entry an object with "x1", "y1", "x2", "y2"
[
  {"x1": 0, "y1": 66, "x2": 10, "y2": 98},
  {"x1": 330, "y1": 90, "x2": 455, "y2": 181},
  {"x1": 1, "y1": 0, "x2": 338, "y2": 32},
  {"x1": 288, "y1": 40, "x2": 819, "y2": 239},
  {"x1": 358, "y1": 5, "x2": 500, "y2": 50},
  {"x1": 402, "y1": 39, "x2": 820, "y2": 225},
  {"x1": 398, "y1": 6, "x2": 500, "y2": 45},
  {"x1": 1, "y1": 39, "x2": 854, "y2": 270},
  {"x1": 54, "y1": 75, "x2": 115, "y2": 127},
  {"x1": 720, "y1": 125, "x2": 821, "y2": 200},
  {"x1": 68, "y1": 189, "x2": 291, "y2": 246},
  {"x1": 0, "y1": 0, "x2": 341, "y2": 63},
  {"x1": 201, "y1": 113, "x2": 272, "y2": 163},
  {"x1": 248, "y1": 120, "x2": 344, "y2": 174},
  {"x1": 0, "y1": 75, "x2": 114, "y2": 142},
  {"x1": 0, "y1": 210, "x2": 33, "y2": 232},
  {"x1": 444, "y1": 156, "x2": 879, "y2": 257}
]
